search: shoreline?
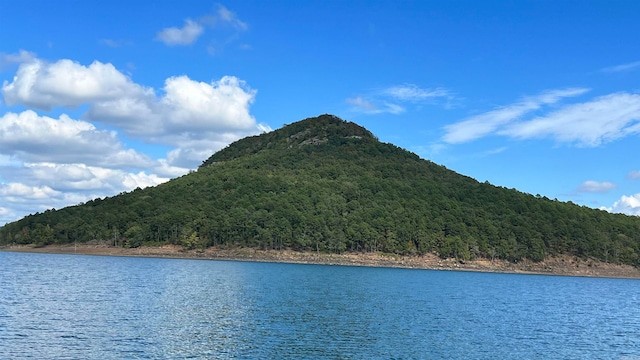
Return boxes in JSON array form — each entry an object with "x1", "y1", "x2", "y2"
[{"x1": 2, "y1": 244, "x2": 640, "y2": 279}]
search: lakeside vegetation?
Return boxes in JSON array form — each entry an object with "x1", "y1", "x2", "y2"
[{"x1": 2, "y1": 115, "x2": 640, "y2": 266}]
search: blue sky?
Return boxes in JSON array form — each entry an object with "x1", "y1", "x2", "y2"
[{"x1": 1, "y1": 0, "x2": 640, "y2": 225}]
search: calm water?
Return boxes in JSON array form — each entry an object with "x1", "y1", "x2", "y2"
[{"x1": 1, "y1": 252, "x2": 639, "y2": 359}]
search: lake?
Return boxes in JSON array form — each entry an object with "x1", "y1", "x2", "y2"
[{"x1": 1, "y1": 251, "x2": 639, "y2": 359}]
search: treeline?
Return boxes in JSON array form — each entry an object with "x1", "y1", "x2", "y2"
[{"x1": 2, "y1": 115, "x2": 640, "y2": 266}]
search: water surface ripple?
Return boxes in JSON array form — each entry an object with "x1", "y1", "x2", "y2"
[{"x1": 1, "y1": 252, "x2": 639, "y2": 359}]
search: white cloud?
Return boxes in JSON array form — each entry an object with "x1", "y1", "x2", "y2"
[
  {"x1": 443, "y1": 88, "x2": 589, "y2": 144},
  {"x1": 0, "y1": 110, "x2": 153, "y2": 168},
  {"x1": 156, "y1": 19, "x2": 204, "y2": 46},
  {"x1": 83, "y1": 74, "x2": 259, "y2": 137},
  {"x1": 348, "y1": 84, "x2": 449, "y2": 115},
  {"x1": 161, "y1": 75, "x2": 257, "y2": 132},
  {"x1": 381, "y1": 102, "x2": 405, "y2": 114},
  {"x1": 577, "y1": 180, "x2": 617, "y2": 193},
  {"x1": 346, "y1": 96, "x2": 405, "y2": 114},
  {"x1": 0, "y1": 54, "x2": 266, "y2": 225},
  {"x1": 2, "y1": 57, "x2": 268, "y2": 168},
  {"x1": 86, "y1": 74, "x2": 268, "y2": 166},
  {"x1": 601, "y1": 61, "x2": 640, "y2": 73},
  {"x1": 604, "y1": 194, "x2": 640, "y2": 216},
  {"x1": 21, "y1": 163, "x2": 168, "y2": 191},
  {"x1": 0, "y1": 163, "x2": 172, "y2": 224},
  {"x1": 0, "y1": 50, "x2": 36, "y2": 70},
  {"x1": 0, "y1": 182, "x2": 60, "y2": 200},
  {"x1": 156, "y1": 6, "x2": 248, "y2": 48},
  {"x1": 2, "y1": 58, "x2": 153, "y2": 110},
  {"x1": 0, "y1": 109, "x2": 171, "y2": 223},
  {"x1": 501, "y1": 93, "x2": 640, "y2": 146},
  {"x1": 154, "y1": 159, "x2": 192, "y2": 178}
]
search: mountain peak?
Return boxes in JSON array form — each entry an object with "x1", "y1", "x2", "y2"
[{"x1": 200, "y1": 114, "x2": 376, "y2": 167}]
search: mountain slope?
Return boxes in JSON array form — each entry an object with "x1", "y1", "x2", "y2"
[{"x1": 2, "y1": 114, "x2": 640, "y2": 265}]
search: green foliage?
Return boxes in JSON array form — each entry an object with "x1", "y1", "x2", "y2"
[{"x1": 2, "y1": 114, "x2": 640, "y2": 266}]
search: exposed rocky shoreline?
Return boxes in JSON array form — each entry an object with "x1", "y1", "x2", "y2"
[{"x1": 3, "y1": 244, "x2": 640, "y2": 279}]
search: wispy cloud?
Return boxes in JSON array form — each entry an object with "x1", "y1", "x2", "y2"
[
  {"x1": 502, "y1": 92, "x2": 640, "y2": 146},
  {"x1": 100, "y1": 39, "x2": 132, "y2": 48},
  {"x1": 442, "y1": 89, "x2": 640, "y2": 147},
  {"x1": 346, "y1": 97, "x2": 377, "y2": 112},
  {"x1": 577, "y1": 180, "x2": 617, "y2": 193},
  {"x1": 383, "y1": 84, "x2": 449, "y2": 102},
  {"x1": 601, "y1": 61, "x2": 640, "y2": 73},
  {"x1": 0, "y1": 50, "x2": 36, "y2": 70},
  {"x1": 346, "y1": 96, "x2": 404, "y2": 114},
  {"x1": 156, "y1": 19, "x2": 204, "y2": 46},
  {"x1": 157, "y1": 5, "x2": 248, "y2": 49},
  {"x1": 200, "y1": 5, "x2": 248, "y2": 31},
  {"x1": 347, "y1": 84, "x2": 450, "y2": 115},
  {"x1": 442, "y1": 88, "x2": 589, "y2": 144},
  {"x1": 628, "y1": 170, "x2": 640, "y2": 179},
  {"x1": 481, "y1": 146, "x2": 507, "y2": 156}
]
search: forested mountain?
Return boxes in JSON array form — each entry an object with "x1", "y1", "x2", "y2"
[{"x1": 2, "y1": 115, "x2": 640, "y2": 266}]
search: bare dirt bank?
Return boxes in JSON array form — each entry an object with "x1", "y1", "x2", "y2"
[{"x1": 3, "y1": 244, "x2": 640, "y2": 279}]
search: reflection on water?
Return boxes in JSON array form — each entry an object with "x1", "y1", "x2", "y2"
[{"x1": 1, "y1": 251, "x2": 639, "y2": 359}]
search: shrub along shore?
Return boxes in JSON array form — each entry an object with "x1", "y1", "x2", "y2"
[{"x1": 3, "y1": 244, "x2": 640, "y2": 279}]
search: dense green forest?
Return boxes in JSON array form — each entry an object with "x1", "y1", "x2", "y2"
[{"x1": 2, "y1": 115, "x2": 640, "y2": 266}]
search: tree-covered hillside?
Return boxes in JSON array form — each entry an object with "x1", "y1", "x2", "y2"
[{"x1": 2, "y1": 115, "x2": 640, "y2": 266}]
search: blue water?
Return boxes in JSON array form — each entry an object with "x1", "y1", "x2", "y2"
[{"x1": 1, "y1": 252, "x2": 639, "y2": 359}]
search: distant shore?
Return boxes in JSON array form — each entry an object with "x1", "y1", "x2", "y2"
[{"x1": 3, "y1": 244, "x2": 640, "y2": 279}]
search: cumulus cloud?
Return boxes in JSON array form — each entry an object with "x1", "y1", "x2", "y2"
[
  {"x1": 0, "y1": 162, "x2": 172, "y2": 224},
  {"x1": 2, "y1": 57, "x2": 268, "y2": 168},
  {"x1": 87, "y1": 75, "x2": 258, "y2": 136},
  {"x1": 0, "y1": 109, "x2": 171, "y2": 223},
  {"x1": 604, "y1": 194, "x2": 640, "y2": 216},
  {"x1": 160, "y1": 75, "x2": 257, "y2": 132},
  {"x1": 0, "y1": 182, "x2": 60, "y2": 200},
  {"x1": 156, "y1": 19, "x2": 204, "y2": 46},
  {"x1": 0, "y1": 159, "x2": 212, "y2": 225},
  {"x1": 0, "y1": 182, "x2": 67, "y2": 223},
  {"x1": 0, "y1": 55, "x2": 266, "y2": 224},
  {"x1": 86, "y1": 74, "x2": 268, "y2": 166},
  {"x1": 443, "y1": 88, "x2": 589, "y2": 144},
  {"x1": 22, "y1": 163, "x2": 168, "y2": 192},
  {"x1": 0, "y1": 110, "x2": 153, "y2": 168},
  {"x1": 2, "y1": 59, "x2": 153, "y2": 110},
  {"x1": 577, "y1": 180, "x2": 617, "y2": 193},
  {"x1": 601, "y1": 61, "x2": 640, "y2": 73}
]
